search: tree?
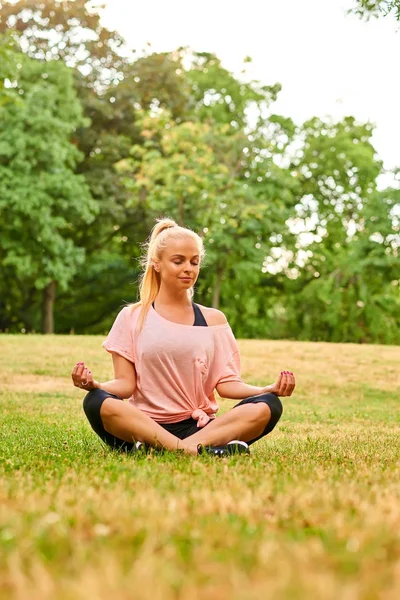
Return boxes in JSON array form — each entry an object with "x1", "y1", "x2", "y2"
[
  {"x1": 281, "y1": 116, "x2": 400, "y2": 343},
  {"x1": 0, "y1": 35, "x2": 97, "y2": 332},
  {"x1": 114, "y1": 50, "x2": 301, "y2": 334},
  {"x1": 1, "y1": 5, "x2": 397, "y2": 342},
  {"x1": 185, "y1": 51, "x2": 281, "y2": 128},
  {"x1": 119, "y1": 115, "x2": 297, "y2": 317},
  {"x1": 0, "y1": 1, "x2": 152, "y2": 333},
  {"x1": 0, "y1": 0, "x2": 126, "y2": 87}
]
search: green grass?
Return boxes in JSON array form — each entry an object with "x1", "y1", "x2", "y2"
[{"x1": 0, "y1": 335, "x2": 399, "y2": 600}]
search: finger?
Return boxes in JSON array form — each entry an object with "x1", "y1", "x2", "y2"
[
  {"x1": 81, "y1": 367, "x2": 88, "y2": 386},
  {"x1": 281, "y1": 371, "x2": 290, "y2": 396},
  {"x1": 286, "y1": 372, "x2": 295, "y2": 396},
  {"x1": 286, "y1": 371, "x2": 294, "y2": 395},
  {"x1": 76, "y1": 362, "x2": 85, "y2": 379},
  {"x1": 287, "y1": 372, "x2": 295, "y2": 395},
  {"x1": 71, "y1": 362, "x2": 82, "y2": 378},
  {"x1": 274, "y1": 372, "x2": 283, "y2": 394},
  {"x1": 72, "y1": 362, "x2": 83, "y2": 386},
  {"x1": 87, "y1": 370, "x2": 96, "y2": 389}
]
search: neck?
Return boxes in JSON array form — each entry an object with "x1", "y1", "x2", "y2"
[{"x1": 155, "y1": 285, "x2": 192, "y2": 308}]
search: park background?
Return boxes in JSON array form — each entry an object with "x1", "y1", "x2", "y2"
[
  {"x1": 0, "y1": 0, "x2": 399, "y2": 343},
  {"x1": 1, "y1": 3, "x2": 400, "y2": 600}
]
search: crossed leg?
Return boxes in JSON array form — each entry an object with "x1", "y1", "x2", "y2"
[
  {"x1": 98, "y1": 397, "x2": 197, "y2": 453},
  {"x1": 83, "y1": 390, "x2": 282, "y2": 454},
  {"x1": 184, "y1": 403, "x2": 271, "y2": 446}
]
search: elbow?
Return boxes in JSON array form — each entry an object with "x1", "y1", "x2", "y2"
[
  {"x1": 216, "y1": 383, "x2": 230, "y2": 399},
  {"x1": 121, "y1": 378, "x2": 136, "y2": 399},
  {"x1": 125, "y1": 384, "x2": 136, "y2": 398},
  {"x1": 215, "y1": 383, "x2": 224, "y2": 398}
]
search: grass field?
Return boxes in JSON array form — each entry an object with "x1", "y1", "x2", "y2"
[{"x1": 0, "y1": 334, "x2": 399, "y2": 600}]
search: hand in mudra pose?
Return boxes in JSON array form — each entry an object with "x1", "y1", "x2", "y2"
[
  {"x1": 72, "y1": 361, "x2": 100, "y2": 390},
  {"x1": 263, "y1": 371, "x2": 295, "y2": 397}
]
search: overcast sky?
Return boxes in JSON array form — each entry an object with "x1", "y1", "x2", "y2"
[{"x1": 101, "y1": 0, "x2": 399, "y2": 174}]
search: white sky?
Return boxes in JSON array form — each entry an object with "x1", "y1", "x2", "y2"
[{"x1": 101, "y1": 0, "x2": 400, "y2": 174}]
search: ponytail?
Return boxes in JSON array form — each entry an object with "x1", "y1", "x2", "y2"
[{"x1": 130, "y1": 217, "x2": 204, "y2": 331}]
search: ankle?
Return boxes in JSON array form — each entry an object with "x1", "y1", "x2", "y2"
[{"x1": 178, "y1": 440, "x2": 198, "y2": 455}]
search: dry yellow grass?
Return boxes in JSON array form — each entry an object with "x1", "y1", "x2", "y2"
[{"x1": 0, "y1": 335, "x2": 399, "y2": 600}]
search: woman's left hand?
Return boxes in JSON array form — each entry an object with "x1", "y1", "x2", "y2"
[
  {"x1": 191, "y1": 409, "x2": 211, "y2": 428},
  {"x1": 263, "y1": 371, "x2": 295, "y2": 397}
]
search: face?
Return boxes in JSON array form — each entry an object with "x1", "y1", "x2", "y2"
[{"x1": 155, "y1": 237, "x2": 201, "y2": 290}]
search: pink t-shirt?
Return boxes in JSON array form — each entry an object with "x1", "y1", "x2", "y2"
[{"x1": 102, "y1": 305, "x2": 243, "y2": 423}]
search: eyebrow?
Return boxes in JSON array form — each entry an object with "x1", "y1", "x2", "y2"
[{"x1": 170, "y1": 254, "x2": 200, "y2": 259}]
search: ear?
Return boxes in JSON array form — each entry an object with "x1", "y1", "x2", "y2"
[{"x1": 153, "y1": 262, "x2": 160, "y2": 272}]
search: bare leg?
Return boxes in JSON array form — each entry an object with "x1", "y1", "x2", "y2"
[
  {"x1": 100, "y1": 398, "x2": 198, "y2": 455},
  {"x1": 186, "y1": 403, "x2": 271, "y2": 446}
]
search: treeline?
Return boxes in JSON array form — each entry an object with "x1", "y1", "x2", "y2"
[{"x1": 0, "y1": 1, "x2": 399, "y2": 343}]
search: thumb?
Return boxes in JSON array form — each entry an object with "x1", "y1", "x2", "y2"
[{"x1": 198, "y1": 414, "x2": 211, "y2": 428}]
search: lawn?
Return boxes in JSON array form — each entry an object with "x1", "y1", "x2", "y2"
[{"x1": 0, "y1": 335, "x2": 399, "y2": 600}]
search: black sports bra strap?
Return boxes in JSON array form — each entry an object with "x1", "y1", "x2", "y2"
[
  {"x1": 192, "y1": 303, "x2": 208, "y2": 327},
  {"x1": 151, "y1": 301, "x2": 208, "y2": 327}
]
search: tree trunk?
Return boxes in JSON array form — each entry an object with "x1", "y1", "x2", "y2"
[
  {"x1": 212, "y1": 267, "x2": 224, "y2": 309},
  {"x1": 42, "y1": 281, "x2": 56, "y2": 334}
]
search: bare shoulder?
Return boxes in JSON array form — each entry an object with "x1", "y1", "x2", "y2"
[{"x1": 197, "y1": 304, "x2": 228, "y2": 326}]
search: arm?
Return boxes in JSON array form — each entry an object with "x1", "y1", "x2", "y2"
[
  {"x1": 216, "y1": 381, "x2": 264, "y2": 399},
  {"x1": 98, "y1": 353, "x2": 137, "y2": 398},
  {"x1": 216, "y1": 371, "x2": 295, "y2": 399},
  {"x1": 71, "y1": 353, "x2": 137, "y2": 399},
  {"x1": 205, "y1": 307, "x2": 295, "y2": 399}
]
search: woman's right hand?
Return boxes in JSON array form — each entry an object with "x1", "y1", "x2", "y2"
[{"x1": 71, "y1": 362, "x2": 100, "y2": 390}]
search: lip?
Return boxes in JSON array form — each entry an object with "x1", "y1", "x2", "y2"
[{"x1": 180, "y1": 278, "x2": 192, "y2": 281}]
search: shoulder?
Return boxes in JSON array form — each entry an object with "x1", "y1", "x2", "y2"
[
  {"x1": 197, "y1": 304, "x2": 228, "y2": 326},
  {"x1": 116, "y1": 305, "x2": 134, "y2": 319},
  {"x1": 113, "y1": 304, "x2": 141, "y2": 324}
]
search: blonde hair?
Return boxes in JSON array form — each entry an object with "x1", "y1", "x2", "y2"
[{"x1": 131, "y1": 217, "x2": 205, "y2": 331}]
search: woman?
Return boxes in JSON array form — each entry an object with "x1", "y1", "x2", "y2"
[{"x1": 72, "y1": 218, "x2": 295, "y2": 456}]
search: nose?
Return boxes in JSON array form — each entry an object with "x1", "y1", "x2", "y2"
[{"x1": 183, "y1": 261, "x2": 193, "y2": 274}]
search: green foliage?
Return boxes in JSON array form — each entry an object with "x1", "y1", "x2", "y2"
[
  {"x1": 55, "y1": 250, "x2": 140, "y2": 334},
  {"x1": 350, "y1": 0, "x2": 400, "y2": 20},
  {"x1": 118, "y1": 100, "x2": 297, "y2": 312},
  {"x1": 0, "y1": 2, "x2": 398, "y2": 343},
  {"x1": 0, "y1": 37, "x2": 97, "y2": 318},
  {"x1": 282, "y1": 117, "x2": 400, "y2": 344},
  {"x1": 0, "y1": 0, "x2": 127, "y2": 86},
  {"x1": 114, "y1": 49, "x2": 296, "y2": 320},
  {"x1": 0, "y1": 3, "x2": 148, "y2": 331},
  {"x1": 185, "y1": 51, "x2": 281, "y2": 127},
  {"x1": 120, "y1": 51, "x2": 192, "y2": 120}
]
